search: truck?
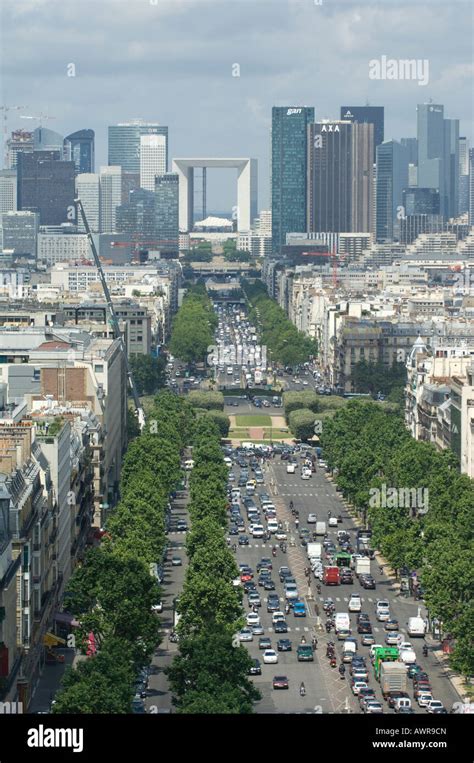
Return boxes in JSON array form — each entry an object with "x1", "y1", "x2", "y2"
[
  {"x1": 307, "y1": 542, "x2": 322, "y2": 560},
  {"x1": 407, "y1": 616, "x2": 427, "y2": 637},
  {"x1": 373, "y1": 647, "x2": 399, "y2": 680},
  {"x1": 297, "y1": 644, "x2": 314, "y2": 661},
  {"x1": 323, "y1": 566, "x2": 340, "y2": 585},
  {"x1": 315, "y1": 521, "x2": 327, "y2": 536},
  {"x1": 379, "y1": 662, "x2": 408, "y2": 699},
  {"x1": 355, "y1": 557, "x2": 371, "y2": 577}
]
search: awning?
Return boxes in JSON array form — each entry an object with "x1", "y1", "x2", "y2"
[{"x1": 44, "y1": 632, "x2": 67, "y2": 647}]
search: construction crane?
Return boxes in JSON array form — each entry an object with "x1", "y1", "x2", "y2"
[
  {"x1": 1, "y1": 104, "x2": 28, "y2": 167},
  {"x1": 20, "y1": 113, "x2": 56, "y2": 126},
  {"x1": 75, "y1": 197, "x2": 146, "y2": 430},
  {"x1": 301, "y1": 247, "x2": 345, "y2": 288}
]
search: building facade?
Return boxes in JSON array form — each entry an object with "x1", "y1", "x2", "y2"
[
  {"x1": 17, "y1": 152, "x2": 75, "y2": 227},
  {"x1": 64, "y1": 129, "x2": 95, "y2": 175}
]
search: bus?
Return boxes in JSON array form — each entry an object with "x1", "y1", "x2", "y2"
[{"x1": 335, "y1": 552, "x2": 351, "y2": 568}]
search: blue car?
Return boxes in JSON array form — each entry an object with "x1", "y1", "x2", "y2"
[{"x1": 293, "y1": 601, "x2": 307, "y2": 617}]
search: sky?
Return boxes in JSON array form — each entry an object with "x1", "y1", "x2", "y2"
[{"x1": 1, "y1": 0, "x2": 473, "y2": 213}]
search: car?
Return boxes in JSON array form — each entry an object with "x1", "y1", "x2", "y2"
[
  {"x1": 238, "y1": 628, "x2": 253, "y2": 642},
  {"x1": 340, "y1": 570, "x2": 354, "y2": 584},
  {"x1": 279, "y1": 566, "x2": 292, "y2": 581},
  {"x1": 384, "y1": 618, "x2": 399, "y2": 631},
  {"x1": 357, "y1": 621, "x2": 372, "y2": 634},
  {"x1": 272, "y1": 675, "x2": 289, "y2": 690},
  {"x1": 248, "y1": 593, "x2": 261, "y2": 607},
  {"x1": 171, "y1": 555, "x2": 182, "y2": 567},
  {"x1": 176, "y1": 521, "x2": 188, "y2": 531},
  {"x1": 240, "y1": 572, "x2": 252, "y2": 583},
  {"x1": 417, "y1": 692, "x2": 434, "y2": 708},
  {"x1": 351, "y1": 681, "x2": 369, "y2": 695},
  {"x1": 348, "y1": 595, "x2": 362, "y2": 613},
  {"x1": 292, "y1": 601, "x2": 306, "y2": 617},
  {"x1": 385, "y1": 632, "x2": 401, "y2": 646},
  {"x1": 413, "y1": 672, "x2": 430, "y2": 687},
  {"x1": 246, "y1": 612, "x2": 260, "y2": 627},
  {"x1": 361, "y1": 575, "x2": 376, "y2": 589},
  {"x1": 407, "y1": 664, "x2": 424, "y2": 679},
  {"x1": 414, "y1": 683, "x2": 432, "y2": 699},
  {"x1": 361, "y1": 633, "x2": 376, "y2": 646},
  {"x1": 274, "y1": 620, "x2": 289, "y2": 633},
  {"x1": 277, "y1": 639, "x2": 292, "y2": 652},
  {"x1": 249, "y1": 658, "x2": 261, "y2": 675},
  {"x1": 286, "y1": 463, "x2": 296, "y2": 474},
  {"x1": 358, "y1": 689, "x2": 376, "y2": 708},
  {"x1": 251, "y1": 624, "x2": 264, "y2": 636},
  {"x1": 352, "y1": 667, "x2": 369, "y2": 681},
  {"x1": 328, "y1": 516, "x2": 338, "y2": 527},
  {"x1": 307, "y1": 513, "x2": 317, "y2": 524},
  {"x1": 376, "y1": 609, "x2": 390, "y2": 622},
  {"x1": 257, "y1": 558, "x2": 272, "y2": 571},
  {"x1": 365, "y1": 700, "x2": 384, "y2": 714},
  {"x1": 263, "y1": 649, "x2": 278, "y2": 664}
]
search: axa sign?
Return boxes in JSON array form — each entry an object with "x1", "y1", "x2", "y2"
[
  {"x1": 287, "y1": 108, "x2": 302, "y2": 116},
  {"x1": 320, "y1": 124, "x2": 340, "y2": 132}
]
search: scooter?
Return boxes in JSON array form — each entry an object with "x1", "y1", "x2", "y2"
[{"x1": 330, "y1": 656, "x2": 337, "y2": 668}]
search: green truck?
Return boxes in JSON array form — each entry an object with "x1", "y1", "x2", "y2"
[{"x1": 297, "y1": 645, "x2": 314, "y2": 662}]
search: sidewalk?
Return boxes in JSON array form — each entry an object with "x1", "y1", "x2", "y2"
[{"x1": 28, "y1": 648, "x2": 75, "y2": 713}]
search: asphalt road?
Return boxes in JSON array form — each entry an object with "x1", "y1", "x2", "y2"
[{"x1": 232, "y1": 455, "x2": 462, "y2": 714}]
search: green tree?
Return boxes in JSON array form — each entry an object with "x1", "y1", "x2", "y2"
[{"x1": 129, "y1": 354, "x2": 165, "y2": 396}]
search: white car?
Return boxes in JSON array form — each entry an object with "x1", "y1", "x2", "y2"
[
  {"x1": 263, "y1": 649, "x2": 278, "y2": 664},
  {"x1": 376, "y1": 608, "x2": 390, "y2": 622},
  {"x1": 307, "y1": 513, "x2": 317, "y2": 524},
  {"x1": 365, "y1": 700, "x2": 384, "y2": 714},
  {"x1": 272, "y1": 611, "x2": 286, "y2": 624},
  {"x1": 246, "y1": 612, "x2": 260, "y2": 627},
  {"x1": 328, "y1": 517, "x2": 338, "y2": 527},
  {"x1": 319, "y1": 460, "x2": 327, "y2": 468},
  {"x1": 352, "y1": 681, "x2": 368, "y2": 696},
  {"x1": 301, "y1": 470, "x2": 311, "y2": 480},
  {"x1": 286, "y1": 463, "x2": 296, "y2": 474},
  {"x1": 348, "y1": 595, "x2": 362, "y2": 613},
  {"x1": 238, "y1": 628, "x2": 253, "y2": 642},
  {"x1": 417, "y1": 692, "x2": 434, "y2": 708},
  {"x1": 426, "y1": 700, "x2": 445, "y2": 714}
]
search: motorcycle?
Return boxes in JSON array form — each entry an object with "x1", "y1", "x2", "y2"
[
  {"x1": 272, "y1": 547, "x2": 277, "y2": 558},
  {"x1": 325, "y1": 622, "x2": 332, "y2": 633},
  {"x1": 422, "y1": 644, "x2": 428, "y2": 657},
  {"x1": 312, "y1": 637, "x2": 318, "y2": 650},
  {"x1": 169, "y1": 631, "x2": 179, "y2": 643},
  {"x1": 316, "y1": 584, "x2": 322, "y2": 595},
  {"x1": 330, "y1": 656, "x2": 337, "y2": 668},
  {"x1": 300, "y1": 683, "x2": 306, "y2": 697}
]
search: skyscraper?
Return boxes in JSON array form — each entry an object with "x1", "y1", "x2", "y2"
[
  {"x1": 340, "y1": 106, "x2": 384, "y2": 163},
  {"x1": 108, "y1": 122, "x2": 168, "y2": 173},
  {"x1": 33, "y1": 127, "x2": 64, "y2": 155},
  {"x1": 0, "y1": 170, "x2": 17, "y2": 213},
  {"x1": 64, "y1": 129, "x2": 95, "y2": 174},
  {"x1": 6, "y1": 129, "x2": 34, "y2": 169},
  {"x1": 402, "y1": 187, "x2": 440, "y2": 216},
  {"x1": 458, "y1": 137, "x2": 469, "y2": 214},
  {"x1": 116, "y1": 188, "x2": 157, "y2": 242},
  {"x1": 351, "y1": 122, "x2": 374, "y2": 232},
  {"x1": 307, "y1": 120, "x2": 353, "y2": 233},
  {"x1": 140, "y1": 135, "x2": 167, "y2": 191},
  {"x1": 76, "y1": 173, "x2": 100, "y2": 233},
  {"x1": 0, "y1": 211, "x2": 39, "y2": 256},
  {"x1": 99, "y1": 166, "x2": 122, "y2": 233},
  {"x1": 17, "y1": 151, "x2": 75, "y2": 225},
  {"x1": 417, "y1": 103, "x2": 459, "y2": 219},
  {"x1": 376, "y1": 140, "x2": 409, "y2": 242},
  {"x1": 469, "y1": 149, "x2": 474, "y2": 226},
  {"x1": 400, "y1": 138, "x2": 418, "y2": 166},
  {"x1": 154, "y1": 173, "x2": 179, "y2": 256},
  {"x1": 271, "y1": 106, "x2": 315, "y2": 252}
]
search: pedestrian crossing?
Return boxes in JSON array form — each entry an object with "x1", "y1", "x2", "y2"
[{"x1": 267, "y1": 626, "x2": 310, "y2": 633}]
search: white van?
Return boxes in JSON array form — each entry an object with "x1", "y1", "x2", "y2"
[
  {"x1": 246, "y1": 481, "x2": 255, "y2": 495},
  {"x1": 184, "y1": 459, "x2": 195, "y2": 470},
  {"x1": 407, "y1": 616, "x2": 427, "y2": 637},
  {"x1": 252, "y1": 524, "x2": 264, "y2": 538},
  {"x1": 348, "y1": 594, "x2": 362, "y2": 613},
  {"x1": 241, "y1": 442, "x2": 255, "y2": 451},
  {"x1": 267, "y1": 519, "x2": 279, "y2": 534},
  {"x1": 224, "y1": 457, "x2": 233, "y2": 468},
  {"x1": 335, "y1": 613, "x2": 350, "y2": 634},
  {"x1": 231, "y1": 488, "x2": 241, "y2": 500},
  {"x1": 343, "y1": 640, "x2": 357, "y2": 654}
]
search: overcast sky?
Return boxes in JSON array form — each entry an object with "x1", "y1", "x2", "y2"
[{"x1": 1, "y1": 0, "x2": 472, "y2": 212}]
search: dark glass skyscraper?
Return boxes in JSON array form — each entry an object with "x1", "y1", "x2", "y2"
[
  {"x1": 154, "y1": 173, "x2": 179, "y2": 256},
  {"x1": 307, "y1": 120, "x2": 353, "y2": 233},
  {"x1": 340, "y1": 106, "x2": 384, "y2": 163},
  {"x1": 271, "y1": 106, "x2": 315, "y2": 252},
  {"x1": 64, "y1": 129, "x2": 95, "y2": 174},
  {"x1": 417, "y1": 103, "x2": 459, "y2": 219},
  {"x1": 116, "y1": 188, "x2": 157, "y2": 241},
  {"x1": 402, "y1": 187, "x2": 440, "y2": 216},
  {"x1": 376, "y1": 140, "x2": 409, "y2": 242},
  {"x1": 17, "y1": 151, "x2": 75, "y2": 225}
]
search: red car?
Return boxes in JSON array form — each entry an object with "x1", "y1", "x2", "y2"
[
  {"x1": 272, "y1": 676, "x2": 289, "y2": 690},
  {"x1": 241, "y1": 573, "x2": 253, "y2": 583}
]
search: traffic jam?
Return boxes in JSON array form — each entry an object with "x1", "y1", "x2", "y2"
[{"x1": 225, "y1": 444, "x2": 451, "y2": 715}]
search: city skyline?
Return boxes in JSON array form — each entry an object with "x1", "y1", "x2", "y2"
[{"x1": 1, "y1": 0, "x2": 472, "y2": 210}]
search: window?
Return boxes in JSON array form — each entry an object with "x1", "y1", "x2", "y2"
[{"x1": 94, "y1": 364, "x2": 104, "y2": 374}]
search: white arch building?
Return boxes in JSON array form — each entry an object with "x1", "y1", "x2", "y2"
[{"x1": 171, "y1": 157, "x2": 257, "y2": 232}]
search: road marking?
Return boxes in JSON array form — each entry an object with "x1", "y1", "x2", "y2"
[{"x1": 336, "y1": 597, "x2": 341, "y2": 602}]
